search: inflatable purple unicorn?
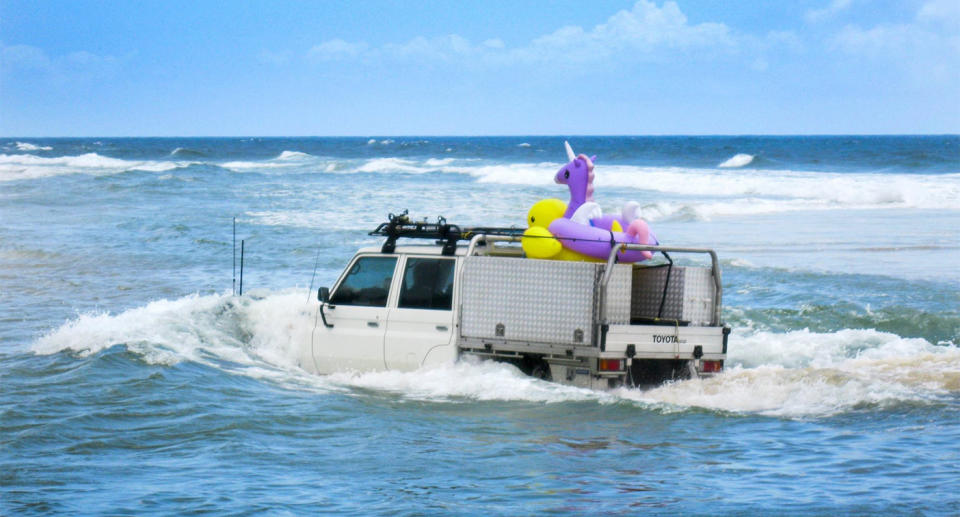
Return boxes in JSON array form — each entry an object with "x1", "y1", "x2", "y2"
[
  {"x1": 556, "y1": 142, "x2": 658, "y2": 241},
  {"x1": 554, "y1": 143, "x2": 596, "y2": 219}
]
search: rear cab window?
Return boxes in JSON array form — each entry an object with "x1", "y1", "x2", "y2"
[
  {"x1": 398, "y1": 257, "x2": 456, "y2": 310},
  {"x1": 330, "y1": 256, "x2": 398, "y2": 307}
]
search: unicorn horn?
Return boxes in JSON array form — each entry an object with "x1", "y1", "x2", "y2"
[{"x1": 564, "y1": 141, "x2": 576, "y2": 161}]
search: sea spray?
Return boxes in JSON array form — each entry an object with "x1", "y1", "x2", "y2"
[{"x1": 31, "y1": 290, "x2": 960, "y2": 417}]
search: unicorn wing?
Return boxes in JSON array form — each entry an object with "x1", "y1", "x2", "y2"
[{"x1": 570, "y1": 202, "x2": 602, "y2": 225}]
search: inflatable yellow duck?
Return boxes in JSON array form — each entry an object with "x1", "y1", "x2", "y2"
[{"x1": 521, "y1": 199, "x2": 604, "y2": 262}]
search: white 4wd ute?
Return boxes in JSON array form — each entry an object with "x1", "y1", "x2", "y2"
[{"x1": 301, "y1": 215, "x2": 729, "y2": 388}]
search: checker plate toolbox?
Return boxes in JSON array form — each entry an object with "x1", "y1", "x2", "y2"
[{"x1": 369, "y1": 213, "x2": 730, "y2": 388}]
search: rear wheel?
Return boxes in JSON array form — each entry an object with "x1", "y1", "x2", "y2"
[
  {"x1": 521, "y1": 355, "x2": 552, "y2": 381},
  {"x1": 628, "y1": 359, "x2": 691, "y2": 388}
]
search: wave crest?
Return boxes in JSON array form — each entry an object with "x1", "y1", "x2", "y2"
[
  {"x1": 170, "y1": 147, "x2": 206, "y2": 157},
  {"x1": 13, "y1": 142, "x2": 53, "y2": 152},
  {"x1": 0, "y1": 152, "x2": 189, "y2": 181},
  {"x1": 719, "y1": 153, "x2": 755, "y2": 168},
  {"x1": 9, "y1": 149, "x2": 958, "y2": 213}
]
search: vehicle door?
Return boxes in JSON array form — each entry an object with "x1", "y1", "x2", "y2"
[
  {"x1": 313, "y1": 255, "x2": 398, "y2": 373},
  {"x1": 384, "y1": 256, "x2": 457, "y2": 371}
]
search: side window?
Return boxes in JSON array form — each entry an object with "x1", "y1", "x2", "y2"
[
  {"x1": 329, "y1": 256, "x2": 397, "y2": 307},
  {"x1": 398, "y1": 258, "x2": 455, "y2": 310}
]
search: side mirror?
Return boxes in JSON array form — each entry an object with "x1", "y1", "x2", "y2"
[{"x1": 318, "y1": 287, "x2": 334, "y2": 328}]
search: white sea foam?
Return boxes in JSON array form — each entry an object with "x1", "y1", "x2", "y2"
[
  {"x1": 276, "y1": 150, "x2": 312, "y2": 161},
  {"x1": 517, "y1": 143, "x2": 531, "y2": 148},
  {"x1": 356, "y1": 157, "x2": 427, "y2": 173},
  {"x1": 0, "y1": 152, "x2": 188, "y2": 181},
  {"x1": 32, "y1": 290, "x2": 320, "y2": 381},
  {"x1": 616, "y1": 327, "x2": 960, "y2": 417},
  {"x1": 327, "y1": 357, "x2": 606, "y2": 403},
  {"x1": 284, "y1": 156, "x2": 960, "y2": 212},
  {"x1": 7, "y1": 149, "x2": 959, "y2": 213},
  {"x1": 636, "y1": 197, "x2": 871, "y2": 222},
  {"x1": 32, "y1": 290, "x2": 960, "y2": 417},
  {"x1": 602, "y1": 166, "x2": 960, "y2": 212},
  {"x1": 221, "y1": 150, "x2": 321, "y2": 171},
  {"x1": 719, "y1": 153, "x2": 755, "y2": 168},
  {"x1": 14, "y1": 142, "x2": 53, "y2": 152}
]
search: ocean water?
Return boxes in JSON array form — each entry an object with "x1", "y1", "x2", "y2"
[{"x1": 1, "y1": 136, "x2": 958, "y2": 515}]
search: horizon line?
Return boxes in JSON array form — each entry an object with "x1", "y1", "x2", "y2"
[{"x1": 3, "y1": 133, "x2": 959, "y2": 139}]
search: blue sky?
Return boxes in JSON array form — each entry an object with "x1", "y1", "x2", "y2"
[{"x1": 1, "y1": 0, "x2": 958, "y2": 136}]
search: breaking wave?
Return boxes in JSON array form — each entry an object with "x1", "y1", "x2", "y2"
[
  {"x1": 32, "y1": 290, "x2": 316, "y2": 378},
  {"x1": 221, "y1": 150, "x2": 323, "y2": 171},
  {"x1": 13, "y1": 142, "x2": 53, "y2": 152},
  {"x1": 323, "y1": 157, "x2": 960, "y2": 212},
  {"x1": 170, "y1": 147, "x2": 207, "y2": 157},
  {"x1": 32, "y1": 290, "x2": 960, "y2": 418},
  {"x1": 0, "y1": 152, "x2": 190, "y2": 181},
  {"x1": 719, "y1": 153, "x2": 755, "y2": 168},
  {"x1": 6, "y1": 149, "x2": 958, "y2": 213}
]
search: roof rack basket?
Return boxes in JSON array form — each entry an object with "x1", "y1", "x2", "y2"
[{"x1": 369, "y1": 210, "x2": 524, "y2": 255}]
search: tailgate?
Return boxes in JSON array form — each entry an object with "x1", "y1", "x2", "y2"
[{"x1": 604, "y1": 324, "x2": 727, "y2": 359}]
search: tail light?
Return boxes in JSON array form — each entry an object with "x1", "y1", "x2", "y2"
[
  {"x1": 598, "y1": 358, "x2": 625, "y2": 372},
  {"x1": 701, "y1": 360, "x2": 724, "y2": 373}
]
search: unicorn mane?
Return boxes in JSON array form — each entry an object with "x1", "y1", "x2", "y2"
[
  {"x1": 555, "y1": 144, "x2": 596, "y2": 219},
  {"x1": 581, "y1": 154, "x2": 595, "y2": 202}
]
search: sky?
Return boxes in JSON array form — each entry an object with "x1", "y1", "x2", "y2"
[{"x1": 1, "y1": 0, "x2": 958, "y2": 136}]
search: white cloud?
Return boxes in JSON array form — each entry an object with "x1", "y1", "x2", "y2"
[
  {"x1": 305, "y1": 0, "x2": 734, "y2": 66},
  {"x1": 917, "y1": 0, "x2": 960, "y2": 28},
  {"x1": 506, "y1": 0, "x2": 733, "y2": 63},
  {"x1": 2, "y1": 44, "x2": 52, "y2": 70},
  {"x1": 829, "y1": 2, "x2": 960, "y2": 84},
  {"x1": 1, "y1": 43, "x2": 121, "y2": 78},
  {"x1": 831, "y1": 2, "x2": 960, "y2": 59},
  {"x1": 832, "y1": 23, "x2": 915, "y2": 56},
  {"x1": 381, "y1": 34, "x2": 474, "y2": 61},
  {"x1": 307, "y1": 39, "x2": 370, "y2": 61},
  {"x1": 805, "y1": 0, "x2": 855, "y2": 23}
]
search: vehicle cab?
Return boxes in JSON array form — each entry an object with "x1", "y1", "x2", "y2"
[{"x1": 307, "y1": 245, "x2": 463, "y2": 374}]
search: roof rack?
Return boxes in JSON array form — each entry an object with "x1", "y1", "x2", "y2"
[{"x1": 369, "y1": 210, "x2": 525, "y2": 255}]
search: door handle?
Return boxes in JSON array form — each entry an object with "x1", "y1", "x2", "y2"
[
  {"x1": 435, "y1": 325, "x2": 448, "y2": 331},
  {"x1": 319, "y1": 304, "x2": 334, "y2": 328},
  {"x1": 367, "y1": 321, "x2": 379, "y2": 328}
]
